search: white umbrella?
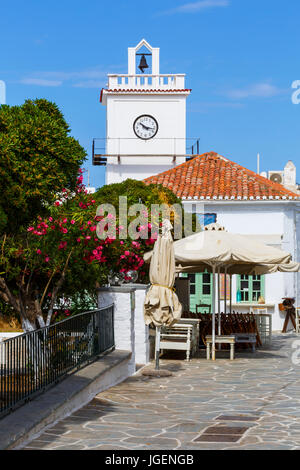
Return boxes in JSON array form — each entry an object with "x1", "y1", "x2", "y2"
[
  {"x1": 172, "y1": 225, "x2": 292, "y2": 267},
  {"x1": 174, "y1": 261, "x2": 300, "y2": 275},
  {"x1": 144, "y1": 219, "x2": 182, "y2": 371}
]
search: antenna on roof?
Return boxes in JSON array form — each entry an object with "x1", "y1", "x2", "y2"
[{"x1": 257, "y1": 153, "x2": 260, "y2": 175}]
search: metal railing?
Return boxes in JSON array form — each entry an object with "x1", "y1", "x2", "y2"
[
  {"x1": 107, "y1": 73, "x2": 186, "y2": 90},
  {"x1": 92, "y1": 137, "x2": 201, "y2": 165},
  {"x1": 0, "y1": 305, "x2": 114, "y2": 418}
]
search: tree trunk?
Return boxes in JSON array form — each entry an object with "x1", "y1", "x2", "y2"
[{"x1": 20, "y1": 317, "x2": 36, "y2": 332}]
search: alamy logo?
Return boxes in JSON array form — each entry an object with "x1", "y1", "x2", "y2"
[
  {"x1": 0, "y1": 81, "x2": 6, "y2": 105},
  {"x1": 291, "y1": 80, "x2": 300, "y2": 104}
]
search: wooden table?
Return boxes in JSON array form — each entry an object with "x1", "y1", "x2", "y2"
[{"x1": 206, "y1": 335, "x2": 236, "y2": 360}]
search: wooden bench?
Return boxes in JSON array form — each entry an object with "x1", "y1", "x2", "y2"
[
  {"x1": 176, "y1": 318, "x2": 200, "y2": 355},
  {"x1": 234, "y1": 333, "x2": 257, "y2": 352},
  {"x1": 206, "y1": 335, "x2": 236, "y2": 360}
]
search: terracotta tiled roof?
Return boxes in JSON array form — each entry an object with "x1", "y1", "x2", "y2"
[
  {"x1": 144, "y1": 152, "x2": 300, "y2": 201},
  {"x1": 106, "y1": 89, "x2": 191, "y2": 92}
]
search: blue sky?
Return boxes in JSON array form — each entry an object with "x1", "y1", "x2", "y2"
[{"x1": 1, "y1": 0, "x2": 300, "y2": 188}]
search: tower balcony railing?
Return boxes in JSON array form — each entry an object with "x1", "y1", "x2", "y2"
[
  {"x1": 92, "y1": 137, "x2": 200, "y2": 166},
  {"x1": 107, "y1": 74, "x2": 186, "y2": 90}
]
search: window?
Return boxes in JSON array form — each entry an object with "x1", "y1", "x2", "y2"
[
  {"x1": 237, "y1": 275, "x2": 265, "y2": 303},
  {"x1": 188, "y1": 274, "x2": 196, "y2": 295},
  {"x1": 202, "y1": 273, "x2": 211, "y2": 295}
]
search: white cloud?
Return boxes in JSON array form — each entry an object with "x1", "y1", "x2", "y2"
[
  {"x1": 188, "y1": 101, "x2": 243, "y2": 113},
  {"x1": 73, "y1": 80, "x2": 106, "y2": 88},
  {"x1": 20, "y1": 78, "x2": 62, "y2": 87},
  {"x1": 20, "y1": 67, "x2": 110, "y2": 88},
  {"x1": 159, "y1": 0, "x2": 229, "y2": 15},
  {"x1": 226, "y1": 83, "x2": 285, "y2": 99},
  {"x1": 195, "y1": 101, "x2": 243, "y2": 108},
  {"x1": 36, "y1": 68, "x2": 107, "y2": 81}
]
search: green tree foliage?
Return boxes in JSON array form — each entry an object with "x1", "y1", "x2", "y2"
[
  {"x1": 95, "y1": 179, "x2": 180, "y2": 208},
  {"x1": 0, "y1": 99, "x2": 87, "y2": 232}
]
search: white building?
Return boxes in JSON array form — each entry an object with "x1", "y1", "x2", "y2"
[
  {"x1": 96, "y1": 40, "x2": 300, "y2": 332},
  {"x1": 262, "y1": 160, "x2": 300, "y2": 195},
  {"x1": 145, "y1": 151, "x2": 300, "y2": 331}
]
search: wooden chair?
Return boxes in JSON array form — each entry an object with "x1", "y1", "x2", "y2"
[
  {"x1": 159, "y1": 323, "x2": 194, "y2": 361},
  {"x1": 196, "y1": 303, "x2": 211, "y2": 314}
]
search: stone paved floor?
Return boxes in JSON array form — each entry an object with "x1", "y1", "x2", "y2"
[{"x1": 22, "y1": 333, "x2": 300, "y2": 450}]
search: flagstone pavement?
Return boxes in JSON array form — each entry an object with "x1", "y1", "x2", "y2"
[{"x1": 22, "y1": 333, "x2": 300, "y2": 450}]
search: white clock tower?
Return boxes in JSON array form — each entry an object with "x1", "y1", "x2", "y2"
[{"x1": 94, "y1": 39, "x2": 191, "y2": 185}]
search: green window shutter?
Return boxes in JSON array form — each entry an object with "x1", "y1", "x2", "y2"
[
  {"x1": 237, "y1": 274, "x2": 265, "y2": 303},
  {"x1": 251, "y1": 274, "x2": 265, "y2": 302}
]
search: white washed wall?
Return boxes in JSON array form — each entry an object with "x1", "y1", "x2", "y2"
[
  {"x1": 133, "y1": 285, "x2": 150, "y2": 364},
  {"x1": 97, "y1": 285, "x2": 150, "y2": 368},
  {"x1": 208, "y1": 203, "x2": 285, "y2": 235},
  {"x1": 106, "y1": 94, "x2": 187, "y2": 184}
]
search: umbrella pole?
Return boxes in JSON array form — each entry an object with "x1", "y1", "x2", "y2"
[
  {"x1": 212, "y1": 265, "x2": 216, "y2": 360},
  {"x1": 224, "y1": 268, "x2": 227, "y2": 315},
  {"x1": 142, "y1": 325, "x2": 172, "y2": 377},
  {"x1": 230, "y1": 274, "x2": 232, "y2": 314},
  {"x1": 218, "y1": 268, "x2": 221, "y2": 350},
  {"x1": 155, "y1": 326, "x2": 161, "y2": 370}
]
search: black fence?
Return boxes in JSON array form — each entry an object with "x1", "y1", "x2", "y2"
[{"x1": 0, "y1": 305, "x2": 114, "y2": 418}]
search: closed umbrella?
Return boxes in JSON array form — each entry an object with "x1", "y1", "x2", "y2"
[{"x1": 144, "y1": 219, "x2": 182, "y2": 372}]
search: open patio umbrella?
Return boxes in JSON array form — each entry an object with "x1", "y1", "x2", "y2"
[
  {"x1": 144, "y1": 223, "x2": 299, "y2": 360},
  {"x1": 173, "y1": 261, "x2": 300, "y2": 275},
  {"x1": 144, "y1": 219, "x2": 182, "y2": 373},
  {"x1": 171, "y1": 224, "x2": 292, "y2": 267}
]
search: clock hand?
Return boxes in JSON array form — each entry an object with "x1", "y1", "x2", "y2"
[
  {"x1": 140, "y1": 122, "x2": 151, "y2": 131},
  {"x1": 141, "y1": 123, "x2": 156, "y2": 132}
]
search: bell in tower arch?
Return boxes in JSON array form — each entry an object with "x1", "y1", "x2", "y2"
[{"x1": 138, "y1": 54, "x2": 149, "y2": 73}]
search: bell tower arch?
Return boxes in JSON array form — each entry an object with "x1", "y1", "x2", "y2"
[{"x1": 128, "y1": 39, "x2": 159, "y2": 76}]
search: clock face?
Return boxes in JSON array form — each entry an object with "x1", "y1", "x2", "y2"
[{"x1": 133, "y1": 115, "x2": 158, "y2": 140}]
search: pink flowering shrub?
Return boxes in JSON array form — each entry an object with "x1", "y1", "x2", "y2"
[{"x1": 1, "y1": 175, "x2": 182, "y2": 329}]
